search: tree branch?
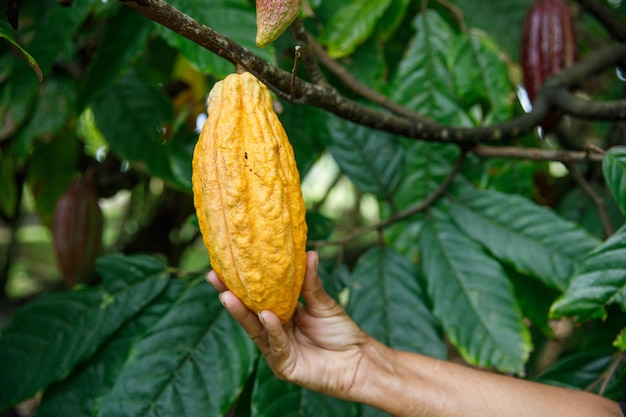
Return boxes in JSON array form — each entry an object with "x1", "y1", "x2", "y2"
[
  {"x1": 120, "y1": 0, "x2": 626, "y2": 145},
  {"x1": 471, "y1": 146, "x2": 604, "y2": 163},
  {"x1": 552, "y1": 90, "x2": 626, "y2": 121}
]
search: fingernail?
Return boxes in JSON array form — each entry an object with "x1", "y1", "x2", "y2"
[
  {"x1": 218, "y1": 293, "x2": 226, "y2": 308},
  {"x1": 258, "y1": 310, "x2": 267, "y2": 326}
]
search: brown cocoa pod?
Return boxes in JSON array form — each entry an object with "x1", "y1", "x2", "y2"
[
  {"x1": 51, "y1": 175, "x2": 103, "y2": 288},
  {"x1": 521, "y1": 0, "x2": 576, "y2": 130}
]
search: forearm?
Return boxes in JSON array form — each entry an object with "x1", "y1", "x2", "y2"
[{"x1": 351, "y1": 337, "x2": 622, "y2": 417}]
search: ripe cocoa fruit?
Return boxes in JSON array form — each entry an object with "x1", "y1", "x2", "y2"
[
  {"x1": 256, "y1": 0, "x2": 302, "y2": 48},
  {"x1": 521, "y1": 0, "x2": 576, "y2": 130},
  {"x1": 192, "y1": 72, "x2": 308, "y2": 323},
  {"x1": 51, "y1": 175, "x2": 103, "y2": 288}
]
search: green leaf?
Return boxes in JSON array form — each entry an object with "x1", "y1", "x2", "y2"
[
  {"x1": 251, "y1": 360, "x2": 357, "y2": 417},
  {"x1": 604, "y1": 364, "x2": 626, "y2": 401},
  {"x1": 534, "y1": 352, "x2": 612, "y2": 389},
  {"x1": 388, "y1": 10, "x2": 471, "y2": 126},
  {"x1": 376, "y1": 0, "x2": 412, "y2": 41},
  {"x1": 508, "y1": 268, "x2": 559, "y2": 338},
  {"x1": 448, "y1": 31, "x2": 514, "y2": 124},
  {"x1": 0, "y1": 19, "x2": 42, "y2": 81},
  {"x1": 14, "y1": 75, "x2": 77, "y2": 158},
  {"x1": 449, "y1": 187, "x2": 600, "y2": 290},
  {"x1": 346, "y1": 247, "x2": 446, "y2": 358},
  {"x1": 550, "y1": 223, "x2": 626, "y2": 322},
  {"x1": 279, "y1": 102, "x2": 327, "y2": 178},
  {"x1": 419, "y1": 210, "x2": 532, "y2": 374},
  {"x1": 558, "y1": 186, "x2": 625, "y2": 239},
  {"x1": 93, "y1": 70, "x2": 186, "y2": 187},
  {"x1": 0, "y1": 254, "x2": 169, "y2": 410},
  {"x1": 26, "y1": 134, "x2": 79, "y2": 225},
  {"x1": 318, "y1": 0, "x2": 392, "y2": 58},
  {"x1": 96, "y1": 277, "x2": 257, "y2": 417},
  {"x1": 326, "y1": 115, "x2": 403, "y2": 197},
  {"x1": 384, "y1": 142, "x2": 459, "y2": 261},
  {"x1": 79, "y1": 6, "x2": 155, "y2": 108},
  {"x1": 449, "y1": 0, "x2": 533, "y2": 60},
  {"x1": 158, "y1": 0, "x2": 273, "y2": 78},
  {"x1": 615, "y1": 327, "x2": 626, "y2": 351},
  {"x1": 0, "y1": 149, "x2": 19, "y2": 218},
  {"x1": 306, "y1": 212, "x2": 335, "y2": 242},
  {"x1": 35, "y1": 279, "x2": 188, "y2": 417},
  {"x1": 603, "y1": 146, "x2": 626, "y2": 215}
]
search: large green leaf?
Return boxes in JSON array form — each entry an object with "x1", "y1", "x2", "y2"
[
  {"x1": 279, "y1": 102, "x2": 327, "y2": 178},
  {"x1": 388, "y1": 10, "x2": 471, "y2": 126},
  {"x1": 14, "y1": 74, "x2": 77, "y2": 158},
  {"x1": 376, "y1": 0, "x2": 412, "y2": 41},
  {"x1": 0, "y1": 19, "x2": 41, "y2": 81},
  {"x1": 25, "y1": 133, "x2": 79, "y2": 225},
  {"x1": 384, "y1": 141, "x2": 460, "y2": 262},
  {"x1": 318, "y1": 0, "x2": 392, "y2": 58},
  {"x1": 550, "y1": 223, "x2": 626, "y2": 322},
  {"x1": 449, "y1": 186, "x2": 600, "y2": 290},
  {"x1": 534, "y1": 352, "x2": 613, "y2": 389},
  {"x1": 346, "y1": 247, "x2": 446, "y2": 359},
  {"x1": 96, "y1": 277, "x2": 256, "y2": 417},
  {"x1": 448, "y1": 31, "x2": 514, "y2": 124},
  {"x1": 158, "y1": 0, "x2": 274, "y2": 78},
  {"x1": 603, "y1": 146, "x2": 626, "y2": 215},
  {"x1": 0, "y1": 254, "x2": 169, "y2": 410},
  {"x1": 251, "y1": 360, "x2": 357, "y2": 417},
  {"x1": 326, "y1": 115, "x2": 403, "y2": 197},
  {"x1": 92, "y1": 70, "x2": 189, "y2": 188},
  {"x1": 78, "y1": 6, "x2": 155, "y2": 109},
  {"x1": 35, "y1": 279, "x2": 188, "y2": 417},
  {"x1": 449, "y1": 0, "x2": 533, "y2": 60},
  {"x1": 419, "y1": 210, "x2": 532, "y2": 374},
  {"x1": 558, "y1": 186, "x2": 625, "y2": 239}
]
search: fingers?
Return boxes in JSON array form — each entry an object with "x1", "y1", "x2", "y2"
[
  {"x1": 259, "y1": 310, "x2": 296, "y2": 378},
  {"x1": 217, "y1": 290, "x2": 268, "y2": 351},
  {"x1": 206, "y1": 270, "x2": 228, "y2": 292},
  {"x1": 300, "y1": 251, "x2": 340, "y2": 314}
]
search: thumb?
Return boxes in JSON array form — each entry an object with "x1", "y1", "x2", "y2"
[{"x1": 300, "y1": 251, "x2": 341, "y2": 314}]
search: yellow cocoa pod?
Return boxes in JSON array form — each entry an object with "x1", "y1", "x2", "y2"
[{"x1": 192, "y1": 72, "x2": 308, "y2": 323}]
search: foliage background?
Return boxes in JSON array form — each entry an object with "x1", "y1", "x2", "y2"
[{"x1": 1, "y1": 0, "x2": 626, "y2": 416}]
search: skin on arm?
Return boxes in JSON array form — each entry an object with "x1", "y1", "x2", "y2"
[{"x1": 207, "y1": 251, "x2": 623, "y2": 417}]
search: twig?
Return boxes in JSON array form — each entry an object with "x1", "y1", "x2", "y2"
[
  {"x1": 290, "y1": 19, "x2": 329, "y2": 86},
  {"x1": 585, "y1": 350, "x2": 626, "y2": 394},
  {"x1": 564, "y1": 161, "x2": 614, "y2": 237},
  {"x1": 290, "y1": 45, "x2": 301, "y2": 101},
  {"x1": 471, "y1": 146, "x2": 604, "y2": 163},
  {"x1": 306, "y1": 29, "x2": 434, "y2": 123},
  {"x1": 309, "y1": 150, "x2": 467, "y2": 247}
]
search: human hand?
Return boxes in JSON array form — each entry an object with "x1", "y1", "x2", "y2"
[{"x1": 206, "y1": 251, "x2": 370, "y2": 398}]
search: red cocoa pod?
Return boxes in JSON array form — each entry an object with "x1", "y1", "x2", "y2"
[
  {"x1": 521, "y1": 0, "x2": 576, "y2": 130},
  {"x1": 51, "y1": 175, "x2": 103, "y2": 288},
  {"x1": 256, "y1": 0, "x2": 302, "y2": 48}
]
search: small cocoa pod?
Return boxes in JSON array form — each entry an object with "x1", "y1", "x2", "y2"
[
  {"x1": 521, "y1": 0, "x2": 576, "y2": 129},
  {"x1": 192, "y1": 72, "x2": 308, "y2": 323},
  {"x1": 51, "y1": 175, "x2": 103, "y2": 288},
  {"x1": 256, "y1": 0, "x2": 302, "y2": 48}
]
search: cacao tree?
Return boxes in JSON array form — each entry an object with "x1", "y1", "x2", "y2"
[{"x1": 1, "y1": 0, "x2": 626, "y2": 416}]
